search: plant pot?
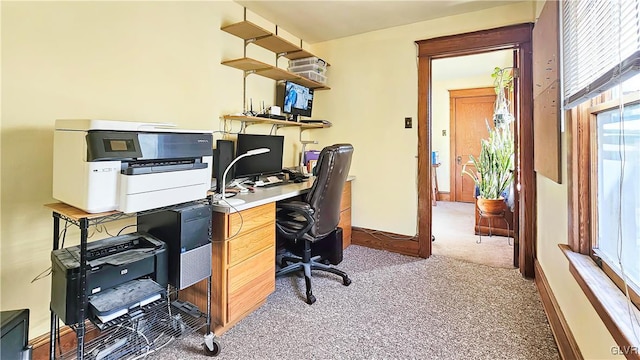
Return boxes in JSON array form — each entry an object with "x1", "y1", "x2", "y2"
[{"x1": 476, "y1": 197, "x2": 505, "y2": 215}]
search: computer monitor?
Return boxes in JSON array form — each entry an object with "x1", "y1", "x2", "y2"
[
  {"x1": 279, "y1": 81, "x2": 314, "y2": 121},
  {"x1": 234, "y1": 134, "x2": 284, "y2": 179}
]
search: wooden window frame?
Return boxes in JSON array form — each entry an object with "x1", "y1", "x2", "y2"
[{"x1": 567, "y1": 90, "x2": 640, "y2": 358}]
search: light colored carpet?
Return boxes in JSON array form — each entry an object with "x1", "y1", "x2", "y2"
[
  {"x1": 149, "y1": 245, "x2": 558, "y2": 360},
  {"x1": 432, "y1": 201, "x2": 514, "y2": 269}
]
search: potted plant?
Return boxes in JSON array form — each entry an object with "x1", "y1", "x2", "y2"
[
  {"x1": 462, "y1": 67, "x2": 515, "y2": 215},
  {"x1": 491, "y1": 66, "x2": 514, "y2": 128}
]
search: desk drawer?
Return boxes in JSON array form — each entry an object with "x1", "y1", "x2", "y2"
[
  {"x1": 339, "y1": 208, "x2": 352, "y2": 248},
  {"x1": 340, "y1": 182, "x2": 351, "y2": 212},
  {"x1": 227, "y1": 268, "x2": 274, "y2": 324},
  {"x1": 227, "y1": 224, "x2": 274, "y2": 266},
  {"x1": 227, "y1": 203, "x2": 275, "y2": 238},
  {"x1": 227, "y1": 246, "x2": 275, "y2": 294},
  {"x1": 227, "y1": 253, "x2": 275, "y2": 323}
]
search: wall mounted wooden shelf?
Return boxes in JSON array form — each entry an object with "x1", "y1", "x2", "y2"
[
  {"x1": 223, "y1": 115, "x2": 329, "y2": 129},
  {"x1": 221, "y1": 58, "x2": 330, "y2": 90},
  {"x1": 221, "y1": 21, "x2": 319, "y2": 61},
  {"x1": 221, "y1": 20, "x2": 330, "y2": 90}
]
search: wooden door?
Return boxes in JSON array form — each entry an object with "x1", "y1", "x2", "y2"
[{"x1": 449, "y1": 87, "x2": 496, "y2": 203}]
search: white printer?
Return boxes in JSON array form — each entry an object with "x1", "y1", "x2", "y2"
[{"x1": 53, "y1": 119, "x2": 213, "y2": 213}]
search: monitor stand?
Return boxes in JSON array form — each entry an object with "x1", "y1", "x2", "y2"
[{"x1": 290, "y1": 114, "x2": 299, "y2": 122}]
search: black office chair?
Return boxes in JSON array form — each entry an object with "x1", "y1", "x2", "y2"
[{"x1": 275, "y1": 144, "x2": 354, "y2": 304}]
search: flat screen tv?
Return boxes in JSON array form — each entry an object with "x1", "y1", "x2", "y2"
[
  {"x1": 234, "y1": 134, "x2": 284, "y2": 179},
  {"x1": 279, "y1": 81, "x2": 314, "y2": 121}
]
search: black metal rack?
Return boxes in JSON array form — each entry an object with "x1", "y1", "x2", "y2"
[{"x1": 47, "y1": 199, "x2": 217, "y2": 359}]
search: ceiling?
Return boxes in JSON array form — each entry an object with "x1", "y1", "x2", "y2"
[{"x1": 235, "y1": 0, "x2": 524, "y2": 44}]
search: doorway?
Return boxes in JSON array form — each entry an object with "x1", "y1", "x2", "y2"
[
  {"x1": 415, "y1": 23, "x2": 535, "y2": 277},
  {"x1": 430, "y1": 51, "x2": 515, "y2": 268}
]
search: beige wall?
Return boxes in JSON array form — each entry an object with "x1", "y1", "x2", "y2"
[
  {"x1": 311, "y1": 2, "x2": 535, "y2": 234},
  {"x1": 1, "y1": 1, "x2": 621, "y2": 355},
  {"x1": 0, "y1": 1, "x2": 309, "y2": 337}
]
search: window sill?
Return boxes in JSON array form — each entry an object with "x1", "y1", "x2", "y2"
[{"x1": 560, "y1": 244, "x2": 640, "y2": 359}]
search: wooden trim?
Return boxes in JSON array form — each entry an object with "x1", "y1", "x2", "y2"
[
  {"x1": 568, "y1": 104, "x2": 586, "y2": 253},
  {"x1": 448, "y1": 87, "x2": 495, "y2": 98},
  {"x1": 518, "y1": 39, "x2": 535, "y2": 278},
  {"x1": 588, "y1": 92, "x2": 640, "y2": 114},
  {"x1": 417, "y1": 55, "x2": 431, "y2": 258},
  {"x1": 30, "y1": 323, "x2": 101, "y2": 360},
  {"x1": 352, "y1": 227, "x2": 420, "y2": 257},
  {"x1": 416, "y1": 24, "x2": 534, "y2": 58},
  {"x1": 416, "y1": 23, "x2": 535, "y2": 277},
  {"x1": 535, "y1": 259, "x2": 584, "y2": 360},
  {"x1": 561, "y1": 244, "x2": 640, "y2": 359},
  {"x1": 449, "y1": 93, "x2": 457, "y2": 202},
  {"x1": 567, "y1": 92, "x2": 615, "y2": 255},
  {"x1": 437, "y1": 191, "x2": 451, "y2": 202},
  {"x1": 601, "y1": 261, "x2": 640, "y2": 311}
]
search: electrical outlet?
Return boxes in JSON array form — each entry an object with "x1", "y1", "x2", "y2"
[
  {"x1": 442, "y1": 130, "x2": 447, "y2": 136},
  {"x1": 404, "y1": 117, "x2": 412, "y2": 128}
]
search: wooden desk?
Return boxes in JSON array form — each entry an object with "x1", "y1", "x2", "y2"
[{"x1": 180, "y1": 177, "x2": 353, "y2": 335}]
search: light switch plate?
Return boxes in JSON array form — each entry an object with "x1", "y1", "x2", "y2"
[{"x1": 405, "y1": 117, "x2": 412, "y2": 128}]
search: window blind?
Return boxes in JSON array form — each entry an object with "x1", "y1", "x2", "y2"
[{"x1": 562, "y1": 0, "x2": 640, "y2": 108}]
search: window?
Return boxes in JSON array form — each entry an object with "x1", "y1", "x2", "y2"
[
  {"x1": 564, "y1": 0, "x2": 640, "y2": 349},
  {"x1": 590, "y1": 80, "x2": 640, "y2": 293}
]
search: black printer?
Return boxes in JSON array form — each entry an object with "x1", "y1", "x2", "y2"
[{"x1": 50, "y1": 233, "x2": 168, "y2": 325}]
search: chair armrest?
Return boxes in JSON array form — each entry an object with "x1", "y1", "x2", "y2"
[
  {"x1": 276, "y1": 201, "x2": 315, "y2": 240},
  {"x1": 277, "y1": 201, "x2": 312, "y2": 213}
]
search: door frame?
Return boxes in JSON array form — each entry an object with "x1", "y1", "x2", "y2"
[
  {"x1": 448, "y1": 87, "x2": 496, "y2": 202},
  {"x1": 415, "y1": 23, "x2": 535, "y2": 278}
]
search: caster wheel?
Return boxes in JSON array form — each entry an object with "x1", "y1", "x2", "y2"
[
  {"x1": 306, "y1": 294, "x2": 316, "y2": 305},
  {"x1": 203, "y1": 338, "x2": 221, "y2": 356},
  {"x1": 343, "y1": 277, "x2": 352, "y2": 286}
]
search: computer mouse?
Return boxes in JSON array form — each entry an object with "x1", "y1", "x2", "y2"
[{"x1": 294, "y1": 178, "x2": 304, "y2": 183}]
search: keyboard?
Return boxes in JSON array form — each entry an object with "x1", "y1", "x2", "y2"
[{"x1": 262, "y1": 179, "x2": 290, "y2": 188}]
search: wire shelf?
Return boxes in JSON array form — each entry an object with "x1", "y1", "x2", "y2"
[{"x1": 56, "y1": 299, "x2": 207, "y2": 360}]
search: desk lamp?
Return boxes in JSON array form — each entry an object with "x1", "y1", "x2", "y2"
[{"x1": 217, "y1": 148, "x2": 270, "y2": 207}]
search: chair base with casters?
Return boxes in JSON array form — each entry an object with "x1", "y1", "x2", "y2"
[{"x1": 276, "y1": 235, "x2": 351, "y2": 305}]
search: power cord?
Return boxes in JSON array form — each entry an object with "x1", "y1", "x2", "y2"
[
  {"x1": 117, "y1": 224, "x2": 137, "y2": 236},
  {"x1": 216, "y1": 198, "x2": 244, "y2": 239},
  {"x1": 31, "y1": 220, "x2": 70, "y2": 283}
]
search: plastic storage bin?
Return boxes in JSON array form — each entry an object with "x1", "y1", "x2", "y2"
[
  {"x1": 288, "y1": 63, "x2": 326, "y2": 74},
  {"x1": 294, "y1": 70, "x2": 327, "y2": 84},
  {"x1": 289, "y1": 56, "x2": 327, "y2": 69}
]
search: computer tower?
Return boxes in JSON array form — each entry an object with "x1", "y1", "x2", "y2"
[
  {"x1": 1, "y1": 309, "x2": 32, "y2": 360},
  {"x1": 137, "y1": 203, "x2": 212, "y2": 290},
  {"x1": 213, "y1": 139, "x2": 235, "y2": 192}
]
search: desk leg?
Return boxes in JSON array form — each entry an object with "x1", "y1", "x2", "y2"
[
  {"x1": 431, "y1": 168, "x2": 438, "y2": 206},
  {"x1": 50, "y1": 213, "x2": 61, "y2": 360},
  {"x1": 77, "y1": 218, "x2": 89, "y2": 360}
]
